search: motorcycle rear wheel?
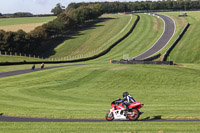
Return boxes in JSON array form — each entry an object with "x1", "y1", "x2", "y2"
[
  {"x1": 127, "y1": 109, "x2": 140, "y2": 121},
  {"x1": 106, "y1": 111, "x2": 114, "y2": 121}
]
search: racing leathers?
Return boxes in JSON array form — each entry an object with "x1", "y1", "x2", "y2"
[
  {"x1": 122, "y1": 95, "x2": 136, "y2": 110},
  {"x1": 116, "y1": 95, "x2": 136, "y2": 110}
]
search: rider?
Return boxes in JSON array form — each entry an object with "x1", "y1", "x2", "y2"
[{"x1": 121, "y1": 92, "x2": 136, "y2": 110}]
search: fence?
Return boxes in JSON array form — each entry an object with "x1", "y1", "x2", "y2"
[
  {"x1": 0, "y1": 51, "x2": 41, "y2": 58},
  {"x1": 0, "y1": 50, "x2": 100, "y2": 61}
]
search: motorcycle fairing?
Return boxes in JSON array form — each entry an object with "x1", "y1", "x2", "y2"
[
  {"x1": 128, "y1": 102, "x2": 144, "y2": 110},
  {"x1": 110, "y1": 109, "x2": 127, "y2": 120}
]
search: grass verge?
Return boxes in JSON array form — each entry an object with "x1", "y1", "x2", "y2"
[{"x1": 0, "y1": 122, "x2": 200, "y2": 133}]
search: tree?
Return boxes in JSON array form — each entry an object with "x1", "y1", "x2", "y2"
[
  {"x1": 13, "y1": 30, "x2": 27, "y2": 53},
  {"x1": 51, "y1": 3, "x2": 65, "y2": 15},
  {"x1": 0, "y1": 13, "x2": 2, "y2": 16}
]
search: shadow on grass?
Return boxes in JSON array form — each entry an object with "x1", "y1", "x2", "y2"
[
  {"x1": 140, "y1": 115, "x2": 163, "y2": 121},
  {"x1": 39, "y1": 17, "x2": 117, "y2": 58}
]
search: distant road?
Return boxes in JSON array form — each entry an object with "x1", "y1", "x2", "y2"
[
  {"x1": 133, "y1": 14, "x2": 175, "y2": 60},
  {"x1": 0, "y1": 63, "x2": 105, "y2": 78}
]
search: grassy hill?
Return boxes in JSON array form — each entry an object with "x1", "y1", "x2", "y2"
[
  {"x1": 90, "y1": 13, "x2": 164, "y2": 62},
  {"x1": 45, "y1": 14, "x2": 137, "y2": 58},
  {"x1": 44, "y1": 13, "x2": 164, "y2": 61},
  {"x1": 0, "y1": 14, "x2": 163, "y2": 62},
  {"x1": 0, "y1": 12, "x2": 199, "y2": 64},
  {"x1": 0, "y1": 14, "x2": 136, "y2": 62}
]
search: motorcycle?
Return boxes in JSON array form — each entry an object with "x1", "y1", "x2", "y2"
[{"x1": 106, "y1": 99, "x2": 144, "y2": 121}]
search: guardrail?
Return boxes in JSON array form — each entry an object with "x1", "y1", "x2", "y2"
[
  {"x1": 111, "y1": 60, "x2": 173, "y2": 65},
  {"x1": 163, "y1": 23, "x2": 190, "y2": 61},
  {"x1": 143, "y1": 53, "x2": 161, "y2": 61}
]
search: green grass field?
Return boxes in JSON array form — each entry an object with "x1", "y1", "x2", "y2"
[
  {"x1": 0, "y1": 63, "x2": 200, "y2": 132},
  {"x1": 0, "y1": 64, "x2": 199, "y2": 119},
  {"x1": 0, "y1": 16, "x2": 56, "y2": 32},
  {"x1": 0, "y1": 16, "x2": 56, "y2": 26},
  {"x1": 0, "y1": 122, "x2": 200, "y2": 133}
]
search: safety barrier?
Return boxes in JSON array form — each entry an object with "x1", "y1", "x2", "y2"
[
  {"x1": 143, "y1": 53, "x2": 161, "y2": 61},
  {"x1": 111, "y1": 60, "x2": 173, "y2": 65},
  {"x1": 163, "y1": 23, "x2": 190, "y2": 61}
]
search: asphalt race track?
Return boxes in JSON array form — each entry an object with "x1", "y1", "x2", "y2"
[
  {"x1": 0, "y1": 63, "x2": 104, "y2": 78},
  {"x1": 133, "y1": 14, "x2": 175, "y2": 60},
  {"x1": 0, "y1": 115, "x2": 200, "y2": 122}
]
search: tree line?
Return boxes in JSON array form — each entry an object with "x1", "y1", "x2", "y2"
[
  {"x1": 0, "y1": 1, "x2": 200, "y2": 57},
  {"x1": 69, "y1": 1, "x2": 200, "y2": 13},
  {"x1": 0, "y1": 12, "x2": 33, "y2": 17}
]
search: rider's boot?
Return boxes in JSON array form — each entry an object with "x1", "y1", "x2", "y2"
[{"x1": 124, "y1": 106, "x2": 129, "y2": 115}]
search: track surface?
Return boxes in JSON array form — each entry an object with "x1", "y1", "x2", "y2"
[
  {"x1": 133, "y1": 14, "x2": 175, "y2": 60},
  {"x1": 0, "y1": 63, "x2": 104, "y2": 78},
  {"x1": 0, "y1": 115, "x2": 200, "y2": 122}
]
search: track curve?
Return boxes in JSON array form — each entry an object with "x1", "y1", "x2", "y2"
[
  {"x1": 0, "y1": 115, "x2": 200, "y2": 122},
  {"x1": 133, "y1": 14, "x2": 175, "y2": 60}
]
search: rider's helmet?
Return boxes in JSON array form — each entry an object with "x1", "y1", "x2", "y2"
[{"x1": 123, "y1": 92, "x2": 129, "y2": 98}]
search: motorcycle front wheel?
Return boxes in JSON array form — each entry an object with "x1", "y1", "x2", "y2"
[
  {"x1": 106, "y1": 111, "x2": 114, "y2": 121},
  {"x1": 127, "y1": 109, "x2": 140, "y2": 121}
]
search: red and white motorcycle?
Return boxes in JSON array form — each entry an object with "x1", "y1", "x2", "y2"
[{"x1": 106, "y1": 99, "x2": 144, "y2": 121}]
